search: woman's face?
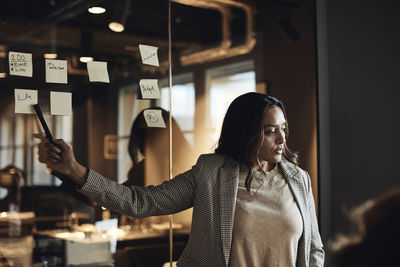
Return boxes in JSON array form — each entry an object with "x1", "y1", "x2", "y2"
[{"x1": 255, "y1": 106, "x2": 287, "y2": 169}]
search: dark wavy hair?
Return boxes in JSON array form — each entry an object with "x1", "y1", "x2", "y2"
[{"x1": 215, "y1": 92, "x2": 298, "y2": 191}]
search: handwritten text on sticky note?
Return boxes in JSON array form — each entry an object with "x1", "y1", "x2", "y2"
[
  {"x1": 139, "y1": 79, "x2": 160, "y2": 99},
  {"x1": 87, "y1": 61, "x2": 110, "y2": 83},
  {"x1": 139, "y1": 44, "x2": 159, "y2": 67},
  {"x1": 143, "y1": 109, "x2": 166, "y2": 128},
  {"x1": 46, "y1": 59, "x2": 68, "y2": 84},
  {"x1": 15, "y1": 89, "x2": 37, "y2": 114},
  {"x1": 9, "y1": 52, "x2": 33, "y2": 77},
  {"x1": 50, "y1": 91, "x2": 72, "y2": 116}
]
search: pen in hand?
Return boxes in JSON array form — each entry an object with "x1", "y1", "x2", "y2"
[{"x1": 33, "y1": 104, "x2": 57, "y2": 146}]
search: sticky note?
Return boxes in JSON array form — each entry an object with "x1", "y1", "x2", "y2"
[
  {"x1": 14, "y1": 89, "x2": 37, "y2": 114},
  {"x1": 143, "y1": 109, "x2": 166, "y2": 128},
  {"x1": 46, "y1": 59, "x2": 68, "y2": 84},
  {"x1": 139, "y1": 79, "x2": 160, "y2": 99},
  {"x1": 139, "y1": 44, "x2": 159, "y2": 67},
  {"x1": 9, "y1": 52, "x2": 33, "y2": 77},
  {"x1": 50, "y1": 91, "x2": 72, "y2": 116},
  {"x1": 87, "y1": 61, "x2": 110, "y2": 83}
]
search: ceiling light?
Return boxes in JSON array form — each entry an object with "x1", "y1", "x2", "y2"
[
  {"x1": 108, "y1": 0, "x2": 130, "y2": 33},
  {"x1": 88, "y1": 7, "x2": 106, "y2": 14},
  {"x1": 79, "y1": 56, "x2": 94, "y2": 63},
  {"x1": 44, "y1": 53, "x2": 58, "y2": 59},
  {"x1": 0, "y1": 45, "x2": 7, "y2": 58},
  {"x1": 109, "y1": 22, "x2": 124, "y2": 32}
]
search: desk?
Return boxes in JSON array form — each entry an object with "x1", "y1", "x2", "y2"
[{"x1": 34, "y1": 228, "x2": 190, "y2": 266}]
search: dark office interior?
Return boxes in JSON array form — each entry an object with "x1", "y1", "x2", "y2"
[{"x1": 0, "y1": 0, "x2": 399, "y2": 266}]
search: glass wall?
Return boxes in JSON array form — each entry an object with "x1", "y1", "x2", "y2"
[
  {"x1": 0, "y1": 0, "x2": 319, "y2": 266},
  {"x1": 207, "y1": 60, "x2": 255, "y2": 150}
]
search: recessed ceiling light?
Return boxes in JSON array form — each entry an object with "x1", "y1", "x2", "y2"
[
  {"x1": 79, "y1": 56, "x2": 94, "y2": 63},
  {"x1": 108, "y1": 0, "x2": 130, "y2": 33},
  {"x1": 88, "y1": 7, "x2": 106, "y2": 14},
  {"x1": 44, "y1": 53, "x2": 58, "y2": 59},
  {"x1": 109, "y1": 22, "x2": 124, "y2": 32}
]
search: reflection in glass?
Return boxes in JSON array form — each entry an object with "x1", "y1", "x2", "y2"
[
  {"x1": 207, "y1": 62, "x2": 255, "y2": 150},
  {"x1": 160, "y1": 83, "x2": 195, "y2": 146}
]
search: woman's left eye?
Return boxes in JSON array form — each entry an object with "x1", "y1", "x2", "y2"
[{"x1": 265, "y1": 130, "x2": 276, "y2": 135}]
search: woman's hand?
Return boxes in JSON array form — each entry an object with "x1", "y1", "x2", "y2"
[
  {"x1": 45, "y1": 139, "x2": 74, "y2": 174},
  {"x1": 33, "y1": 133, "x2": 88, "y2": 186}
]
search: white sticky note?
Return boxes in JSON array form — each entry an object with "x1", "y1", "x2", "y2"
[
  {"x1": 14, "y1": 89, "x2": 37, "y2": 114},
  {"x1": 139, "y1": 44, "x2": 159, "y2": 67},
  {"x1": 46, "y1": 59, "x2": 68, "y2": 84},
  {"x1": 87, "y1": 61, "x2": 110, "y2": 83},
  {"x1": 9, "y1": 52, "x2": 33, "y2": 77},
  {"x1": 50, "y1": 92, "x2": 72, "y2": 116},
  {"x1": 143, "y1": 109, "x2": 166, "y2": 128},
  {"x1": 139, "y1": 79, "x2": 160, "y2": 99}
]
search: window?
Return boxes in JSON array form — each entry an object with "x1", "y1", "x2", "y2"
[
  {"x1": 117, "y1": 84, "x2": 152, "y2": 183},
  {"x1": 0, "y1": 111, "x2": 73, "y2": 186},
  {"x1": 159, "y1": 73, "x2": 195, "y2": 146},
  {"x1": 117, "y1": 73, "x2": 195, "y2": 184},
  {"x1": 206, "y1": 60, "x2": 256, "y2": 150}
]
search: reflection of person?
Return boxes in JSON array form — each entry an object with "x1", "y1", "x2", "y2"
[
  {"x1": 40, "y1": 92, "x2": 324, "y2": 267},
  {"x1": 126, "y1": 108, "x2": 195, "y2": 187},
  {"x1": 330, "y1": 188, "x2": 400, "y2": 267},
  {"x1": 125, "y1": 109, "x2": 146, "y2": 186}
]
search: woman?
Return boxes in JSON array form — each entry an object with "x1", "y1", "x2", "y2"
[{"x1": 42, "y1": 92, "x2": 324, "y2": 267}]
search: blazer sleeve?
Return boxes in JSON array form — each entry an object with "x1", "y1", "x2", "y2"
[
  {"x1": 79, "y1": 156, "x2": 204, "y2": 217},
  {"x1": 304, "y1": 171, "x2": 325, "y2": 267}
]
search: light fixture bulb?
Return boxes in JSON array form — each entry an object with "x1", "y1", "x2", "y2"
[
  {"x1": 88, "y1": 6, "x2": 106, "y2": 14},
  {"x1": 109, "y1": 22, "x2": 125, "y2": 32},
  {"x1": 44, "y1": 53, "x2": 58, "y2": 59},
  {"x1": 79, "y1": 56, "x2": 94, "y2": 63}
]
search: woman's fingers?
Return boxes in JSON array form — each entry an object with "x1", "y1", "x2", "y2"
[
  {"x1": 45, "y1": 142, "x2": 62, "y2": 154},
  {"x1": 32, "y1": 133, "x2": 45, "y2": 139},
  {"x1": 47, "y1": 157, "x2": 59, "y2": 164},
  {"x1": 54, "y1": 139, "x2": 71, "y2": 152},
  {"x1": 33, "y1": 133, "x2": 49, "y2": 163},
  {"x1": 43, "y1": 141, "x2": 63, "y2": 165},
  {"x1": 47, "y1": 150, "x2": 62, "y2": 161}
]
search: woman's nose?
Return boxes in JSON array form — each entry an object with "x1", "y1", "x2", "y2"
[{"x1": 276, "y1": 130, "x2": 285, "y2": 144}]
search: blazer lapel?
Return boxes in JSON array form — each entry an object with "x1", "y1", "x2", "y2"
[
  {"x1": 219, "y1": 157, "x2": 239, "y2": 266},
  {"x1": 279, "y1": 160, "x2": 307, "y2": 236}
]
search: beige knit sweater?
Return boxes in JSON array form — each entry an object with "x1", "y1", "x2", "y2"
[{"x1": 228, "y1": 165, "x2": 303, "y2": 267}]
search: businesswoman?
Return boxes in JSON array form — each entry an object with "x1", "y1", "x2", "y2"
[{"x1": 41, "y1": 92, "x2": 324, "y2": 267}]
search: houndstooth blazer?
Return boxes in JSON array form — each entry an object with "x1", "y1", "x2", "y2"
[{"x1": 80, "y1": 153, "x2": 324, "y2": 267}]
